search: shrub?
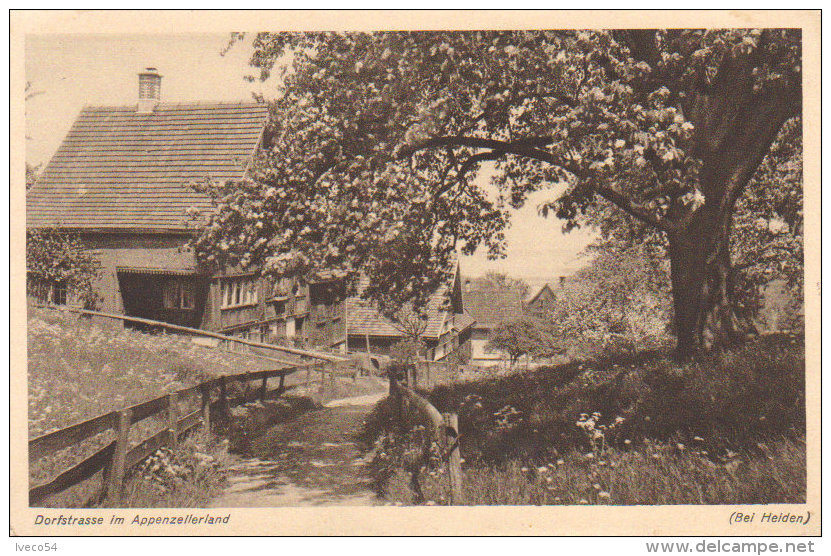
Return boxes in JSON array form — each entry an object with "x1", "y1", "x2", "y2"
[{"x1": 26, "y1": 228, "x2": 101, "y2": 309}]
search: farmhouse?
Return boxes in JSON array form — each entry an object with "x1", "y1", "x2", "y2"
[
  {"x1": 26, "y1": 68, "x2": 346, "y2": 351},
  {"x1": 462, "y1": 277, "x2": 525, "y2": 365},
  {"x1": 346, "y1": 264, "x2": 475, "y2": 361}
]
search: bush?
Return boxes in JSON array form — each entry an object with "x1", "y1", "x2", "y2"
[{"x1": 26, "y1": 228, "x2": 101, "y2": 308}]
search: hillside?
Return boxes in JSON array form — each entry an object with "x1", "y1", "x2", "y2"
[
  {"x1": 27, "y1": 306, "x2": 303, "y2": 438},
  {"x1": 362, "y1": 334, "x2": 806, "y2": 505}
]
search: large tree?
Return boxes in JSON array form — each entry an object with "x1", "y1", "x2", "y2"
[{"x1": 193, "y1": 30, "x2": 802, "y2": 354}]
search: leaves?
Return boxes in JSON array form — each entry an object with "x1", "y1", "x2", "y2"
[{"x1": 26, "y1": 228, "x2": 101, "y2": 308}]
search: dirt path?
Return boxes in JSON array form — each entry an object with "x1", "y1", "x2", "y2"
[{"x1": 209, "y1": 392, "x2": 386, "y2": 507}]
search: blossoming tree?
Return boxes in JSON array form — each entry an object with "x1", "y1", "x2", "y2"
[{"x1": 193, "y1": 29, "x2": 802, "y2": 354}]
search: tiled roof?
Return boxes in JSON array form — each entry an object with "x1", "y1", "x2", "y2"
[
  {"x1": 347, "y1": 293, "x2": 450, "y2": 341},
  {"x1": 525, "y1": 283, "x2": 555, "y2": 305},
  {"x1": 462, "y1": 279, "x2": 524, "y2": 329},
  {"x1": 452, "y1": 311, "x2": 476, "y2": 332},
  {"x1": 27, "y1": 102, "x2": 268, "y2": 231}
]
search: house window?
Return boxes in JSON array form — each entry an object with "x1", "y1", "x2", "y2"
[
  {"x1": 220, "y1": 276, "x2": 259, "y2": 309},
  {"x1": 53, "y1": 280, "x2": 68, "y2": 305},
  {"x1": 163, "y1": 278, "x2": 195, "y2": 310}
]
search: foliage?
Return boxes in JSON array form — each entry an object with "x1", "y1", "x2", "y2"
[
  {"x1": 361, "y1": 334, "x2": 805, "y2": 504},
  {"x1": 486, "y1": 316, "x2": 561, "y2": 366},
  {"x1": 117, "y1": 439, "x2": 229, "y2": 508},
  {"x1": 26, "y1": 163, "x2": 40, "y2": 189},
  {"x1": 584, "y1": 115, "x2": 804, "y2": 330},
  {"x1": 26, "y1": 228, "x2": 101, "y2": 308},
  {"x1": 482, "y1": 271, "x2": 530, "y2": 299},
  {"x1": 379, "y1": 437, "x2": 805, "y2": 506},
  {"x1": 731, "y1": 117, "x2": 804, "y2": 317},
  {"x1": 389, "y1": 336, "x2": 427, "y2": 363},
  {"x1": 195, "y1": 30, "x2": 801, "y2": 351},
  {"x1": 363, "y1": 334, "x2": 804, "y2": 466},
  {"x1": 547, "y1": 245, "x2": 672, "y2": 357}
]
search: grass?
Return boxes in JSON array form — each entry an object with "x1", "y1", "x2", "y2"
[
  {"x1": 28, "y1": 304, "x2": 387, "y2": 507},
  {"x1": 27, "y1": 304, "x2": 311, "y2": 506},
  {"x1": 27, "y1": 305, "x2": 305, "y2": 438},
  {"x1": 361, "y1": 334, "x2": 806, "y2": 505}
]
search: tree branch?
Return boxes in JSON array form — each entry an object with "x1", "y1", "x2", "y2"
[{"x1": 402, "y1": 135, "x2": 673, "y2": 233}]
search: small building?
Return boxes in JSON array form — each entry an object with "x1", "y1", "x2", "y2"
[
  {"x1": 462, "y1": 277, "x2": 525, "y2": 365},
  {"x1": 346, "y1": 265, "x2": 474, "y2": 361},
  {"x1": 524, "y1": 283, "x2": 558, "y2": 314},
  {"x1": 26, "y1": 67, "x2": 347, "y2": 351}
]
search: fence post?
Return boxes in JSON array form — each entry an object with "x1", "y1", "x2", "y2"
[
  {"x1": 443, "y1": 412, "x2": 463, "y2": 505},
  {"x1": 200, "y1": 383, "x2": 212, "y2": 437},
  {"x1": 219, "y1": 376, "x2": 229, "y2": 417},
  {"x1": 167, "y1": 392, "x2": 179, "y2": 450},
  {"x1": 259, "y1": 376, "x2": 268, "y2": 401},
  {"x1": 278, "y1": 373, "x2": 286, "y2": 393},
  {"x1": 105, "y1": 408, "x2": 132, "y2": 504}
]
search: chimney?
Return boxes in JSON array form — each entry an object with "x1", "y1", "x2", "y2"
[
  {"x1": 464, "y1": 279, "x2": 472, "y2": 293},
  {"x1": 137, "y1": 67, "x2": 162, "y2": 113}
]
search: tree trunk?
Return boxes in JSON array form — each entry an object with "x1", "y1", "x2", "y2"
[{"x1": 668, "y1": 212, "x2": 744, "y2": 356}]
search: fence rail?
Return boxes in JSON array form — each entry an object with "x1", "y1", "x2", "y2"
[
  {"x1": 389, "y1": 376, "x2": 463, "y2": 504},
  {"x1": 33, "y1": 304, "x2": 348, "y2": 364},
  {"x1": 28, "y1": 365, "x2": 320, "y2": 506}
]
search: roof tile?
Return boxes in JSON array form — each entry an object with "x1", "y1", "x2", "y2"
[{"x1": 27, "y1": 102, "x2": 268, "y2": 231}]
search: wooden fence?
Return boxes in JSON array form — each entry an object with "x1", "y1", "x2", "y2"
[
  {"x1": 388, "y1": 375, "x2": 463, "y2": 504},
  {"x1": 27, "y1": 363, "x2": 342, "y2": 506}
]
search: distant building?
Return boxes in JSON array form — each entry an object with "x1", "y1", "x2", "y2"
[
  {"x1": 462, "y1": 277, "x2": 524, "y2": 365},
  {"x1": 26, "y1": 67, "x2": 346, "y2": 351},
  {"x1": 346, "y1": 264, "x2": 474, "y2": 361},
  {"x1": 524, "y1": 283, "x2": 558, "y2": 314}
]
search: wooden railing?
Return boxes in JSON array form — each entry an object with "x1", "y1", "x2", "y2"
[
  {"x1": 32, "y1": 304, "x2": 349, "y2": 365},
  {"x1": 388, "y1": 375, "x2": 463, "y2": 504},
  {"x1": 28, "y1": 365, "x2": 329, "y2": 507}
]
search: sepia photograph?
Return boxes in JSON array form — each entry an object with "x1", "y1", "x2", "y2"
[{"x1": 10, "y1": 10, "x2": 820, "y2": 537}]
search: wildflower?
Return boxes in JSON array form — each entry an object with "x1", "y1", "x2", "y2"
[
  {"x1": 652, "y1": 453, "x2": 661, "y2": 459},
  {"x1": 554, "y1": 496, "x2": 561, "y2": 502},
  {"x1": 598, "y1": 491, "x2": 611, "y2": 499},
  {"x1": 545, "y1": 477, "x2": 553, "y2": 483},
  {"x1": 556, "y1": 459, "x2": 565, "y2": 466},
  {"x1": 593, "y1": 483, "x2": 601, "y2": 490},
  {"x1": 598, "y1": 460, "x2": 607, "y2": 466},
  {"x1": 584, "y1": 453, "x2": 595, "y2": 460},
  {"x1": 537, "y1": 467, "x2": 548, "y2": 473},
  {"x1": 521, "y1": 467, "x2": 529, "y2": 472},
  {"x1": 624, "y1": 439, "x2": 632, "y2": 445},
  {"x1": 677, "y1": 443, "x2": 685, "y2": 450},
  {"x1": 578, "y1": 498, "x2": 589, "y2": 504}
]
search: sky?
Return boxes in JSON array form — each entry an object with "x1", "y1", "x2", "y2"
[{"x1": 25, "y1": 33, "x2": 594, "y2": 284}]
